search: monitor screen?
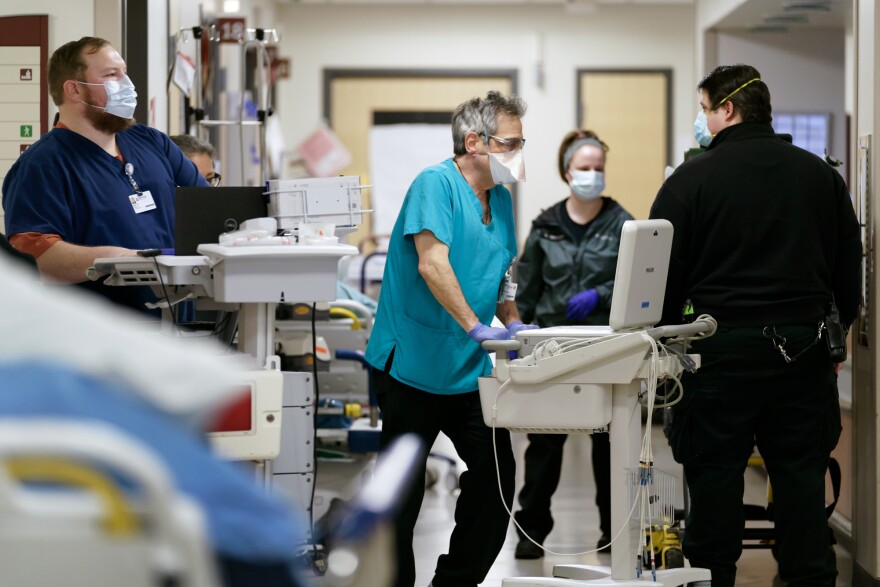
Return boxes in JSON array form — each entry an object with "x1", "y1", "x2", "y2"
[
  {"x1": 174, "y1": 186, "x2": 267, "y2": 255},
  {"x1": 608, "y1": 219, "x2": 673, "y2": 331}
]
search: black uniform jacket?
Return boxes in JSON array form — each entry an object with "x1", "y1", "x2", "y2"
[
  {"x1": 516, "y1": 197, "x2": 633, "y2": 327},
  {"x1": 650, "y1": 122, "x2": 861, "y2": 327}
]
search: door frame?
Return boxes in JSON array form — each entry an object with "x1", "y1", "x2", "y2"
[
  {"x1": 323, "y1": 67, "x2": 519, "y2": 123},
  {"x1": 322, "y1": 67, "x2": 520, "y2": 229}
]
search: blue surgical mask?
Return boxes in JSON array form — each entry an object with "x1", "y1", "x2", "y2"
[
  {"x1": 569, "y1": 170, "x2": 604, "y2": 201},
  {"x1": 78, "y1": 75, "x2": 138, "y2": 119},
  {"x1": 693, "y1": 111, "x2": 713, "y2": 147}
]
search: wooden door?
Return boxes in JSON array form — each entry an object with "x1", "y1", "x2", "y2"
[{"x1": 578, "y1": 70, "x2": 670, "y2": 220}]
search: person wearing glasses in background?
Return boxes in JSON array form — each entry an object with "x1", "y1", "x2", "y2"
[
  {"x1": 170, "y1": 134, "x2": 221, "y2": 187},
  {"x1": 2, "y1": 37, "x2": 208, "y2": 316},
  {"x1": 365, "y1": 90, "x2": 530, "y2": 587},
  {"x1": 512, "y1": 130, "x2": 633, "y2": 559}
]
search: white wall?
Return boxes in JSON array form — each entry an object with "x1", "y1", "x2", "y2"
[
  {"x1": 3, "y1": 0, "x2": 167, "y2": 132},
  {"x1": 695, "y1": 0, "x2": 746, "y2": 30},
  {"x1": 4, "y1": 0, "x2": 96, "y2": 122},
  {"x1": 94, "y1": 0, "x2": 122, "y2": 50},
  {"x1": 853, "y1": 0, "x2": 880, "y2": 581},
  {"x1": 0, "y1": 1, "x2": 95, "y2": 229},
  {"x1": 715, "y1": 29, "x2": 848, "y2": 173},
  {"x1": 694, "y1": 0, "x2": 747, "y2": 77},
  {"x1": 147, "y1": 0, "x2": 168, "y2": 132},
  {"x1": 274, "y1": 3, "x2": 695, "y2": 243},
  {"x1": 12, "y1": 0, "x2": 94, "y2": 56}
]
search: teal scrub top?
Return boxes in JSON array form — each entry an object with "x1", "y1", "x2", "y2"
[{"x1": 365, "y1": 159, "x2": 518, "y2": 395}]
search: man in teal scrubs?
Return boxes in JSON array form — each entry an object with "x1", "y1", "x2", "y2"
[{"x1": 365, "y1": 90, "x2": 533, "y2": 587}]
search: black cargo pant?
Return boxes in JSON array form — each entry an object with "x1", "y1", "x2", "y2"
[
  {"x1": 514, "y1": 432, "x2": 611, "y2": 542},
  {"x1": 671, "y1": 324, "x2": 840, "y2": 587},
  {"x1": 374, "y1": 363, "x2": 515, "y2": 587}
]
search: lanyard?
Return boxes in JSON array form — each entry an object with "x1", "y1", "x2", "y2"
[{"x1": 124, "y1": 162, "x2": 143, "y2": 196}]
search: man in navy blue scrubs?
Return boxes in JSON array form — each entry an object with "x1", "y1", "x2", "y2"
[{"x1": 3, "y1": 37, "x2": 207, "y2": 313}]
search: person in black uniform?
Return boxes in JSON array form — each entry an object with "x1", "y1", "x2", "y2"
[
  {"x1": 513, "y1": 130, "x2": 634, "y2": 559},
  {"x1": 650, "y1": 64, "x2": 861, "y2": 587}
]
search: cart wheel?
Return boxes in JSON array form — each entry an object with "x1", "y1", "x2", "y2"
[{"x1": 664, "y1": 548, "x2": 685, "y2": 569}]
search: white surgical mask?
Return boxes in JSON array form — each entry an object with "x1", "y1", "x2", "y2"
[
  {"x1": 78, "y1": 75, "x2": 138, "y2": 119},
  {"x1": 569, "y1": 170, "x2": 605, "y2": 201},
  {"x1": 488, "y1": 150, "x2": 526, "y2": 185},
  {"x1": 693, "y1": 110, "x2": 713, "y2": 148}
]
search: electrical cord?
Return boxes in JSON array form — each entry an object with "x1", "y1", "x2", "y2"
[
  {"x1": 490, "y1": 324, "x2": 714, "y2": 566},
  {"x1": 211, "y1": 311, "x2": 233, "y2": 336},
  {"x1": 639, "y1": 335, "x2": 658, "y2": 577},
  {"x1": 653, "y1": 372, "x2": 683, "y2": 408},
  {"x1": 489, "y1": 377, "x2": 643, "y2": 558},
  {"x1": 146, "y1": 256, "x2": 239, "y2": 350},
  {"x1": 309, "y1": 302, "x2": 320, "y2": 566},
  {"x1": 151, "y1": 257, "x2": 180, "y2": 334},
  {"x1": 514, "y1": 333, "x2": 629, "y2": 368}
]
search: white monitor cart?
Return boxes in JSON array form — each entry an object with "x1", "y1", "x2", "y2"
[
  {"x1": 479, "y1": 319, "x2": 715, "y2": 586},
  {"x1": 96, "y1": 243, "x2": 357, "y2": 490}
]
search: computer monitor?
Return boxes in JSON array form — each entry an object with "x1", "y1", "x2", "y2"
[
  {"x1": 607, "y1": 219, "x2": 673, "y2": 331},
  {"x1": 174, "y1": 186, "x2": 267, "y2": 255}
]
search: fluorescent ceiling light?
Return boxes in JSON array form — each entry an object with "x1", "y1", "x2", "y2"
[
  {"x1": 764, "y1": 14, "x2": 810, "y2": 24},
  {"x1": 749, "y1": 25, "x2": 790, "y2": 32},
  {"x1": 784, "y1": 2, "x2": 833, "y2": 11}
]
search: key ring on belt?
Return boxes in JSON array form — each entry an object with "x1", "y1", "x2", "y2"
[{"x1": 762, "y1": 322, "x2": 825, "y2": 364}]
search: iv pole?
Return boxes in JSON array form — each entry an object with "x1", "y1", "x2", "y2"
[{"x1": 176, "y1": 25, "x2": 279, "y2": 186}]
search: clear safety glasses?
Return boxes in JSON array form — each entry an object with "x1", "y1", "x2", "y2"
[{"x1": 484, "y1": 134, "x2": 526, "y2": 152}]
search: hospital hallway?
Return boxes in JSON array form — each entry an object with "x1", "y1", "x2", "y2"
[{"x1": 413, "y1": 425, "x2": 854, "y2": 587}]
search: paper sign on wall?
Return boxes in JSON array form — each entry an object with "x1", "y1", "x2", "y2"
[
  {"x1": 296, "y1": 124, "x2": 351, "y2": 177},
  {"x1": 172, "y1": 51, "x2": 196, "y2": 97}
]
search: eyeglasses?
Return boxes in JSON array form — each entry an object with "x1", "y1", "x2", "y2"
[
  {"x1": 207, "y1": 173, "x2": 222, "y2": 187},
  {"x1": 483, "y1": 133, "x2": 526, "y2": 152}
]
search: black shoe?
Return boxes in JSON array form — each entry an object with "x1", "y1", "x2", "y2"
[
  {"x1": 596, "y1": 533, "x2": 611, "y2": 553},
  {"x1": 515, "y1": 537, "x2": 544, "y2": 559}
]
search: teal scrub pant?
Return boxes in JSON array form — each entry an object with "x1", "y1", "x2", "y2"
[{"x1": 671, "y1": 323, "x2": 841, "y2": 587}]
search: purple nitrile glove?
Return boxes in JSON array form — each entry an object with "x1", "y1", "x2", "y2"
[
  {"x1": 506, "y1": 321, "x2": 540, "y2": 360},
  {"x1": 467, "y1": 323, "x2": 511, "y2": 347},
  {"x1": 566, "y1": 289, "x2": 599, "y2": 321},
  {"x1": 506, "y1": 321, "x2": 540, "y2": 338}
]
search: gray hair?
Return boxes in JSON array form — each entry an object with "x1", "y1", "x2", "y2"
[
  {"x1": 451, "y1": 90, "x2": 527, "y2": 156},
  {"x1": 170, "y1": 134, "x2": 215, "y2": 158}
]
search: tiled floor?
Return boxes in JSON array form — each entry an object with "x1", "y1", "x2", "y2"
[{"x1": 413, "y1": 427, "x2": 852, "y2": 586}]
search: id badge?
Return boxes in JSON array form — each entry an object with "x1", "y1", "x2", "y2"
[
  {"x1": 129, "y1": 190, "x2": 156, "y2": 214},
  {"x1": 497, "y1": 260, "x2": 518, "y2": 303}
]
